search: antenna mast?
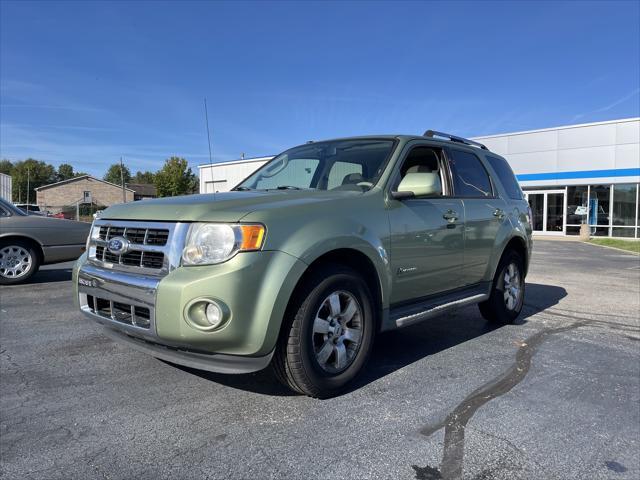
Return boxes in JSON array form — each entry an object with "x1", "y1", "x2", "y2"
[{"x1": 204, "y1": 97, "x2": 215, "y2": 199}]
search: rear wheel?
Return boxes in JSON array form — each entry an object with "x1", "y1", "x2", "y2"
[
  {"x1": 273, "y1": 265, "x2": 375, "y2": 398},
  {"x1": 0, "y1": 240, "x2": 40, "y2": 285},
  {"x1": 478, "y1": 250, "x2": 525, "y2": 324}
]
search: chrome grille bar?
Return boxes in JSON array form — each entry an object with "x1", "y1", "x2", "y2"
[
  {"x1": 88, "y1": 220, "x2": 189, "y2": 277},
  {"x1": 82, "y1": 293, "x2": 152, "y2": 330}
]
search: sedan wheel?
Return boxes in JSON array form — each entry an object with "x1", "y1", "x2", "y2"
[
  {"x1": 0, "y1": 245, "x2": 33, "y2": 279},
  {"x1": 0, "y1": 241, "x2": 40, "y2": 285}
]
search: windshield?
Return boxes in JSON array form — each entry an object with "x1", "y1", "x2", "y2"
[
  {"x1": 235, "y1": 139, "x2": 396, "y2": 192},
  {"x1": 0, "y1": 198, "x2": 27, "y2": 217}
]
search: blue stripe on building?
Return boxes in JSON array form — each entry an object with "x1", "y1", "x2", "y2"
[{"x1": 516, "y1": 168, "x2": 640, "y2": 182}]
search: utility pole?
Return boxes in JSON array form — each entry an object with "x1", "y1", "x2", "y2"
[
  {"x1": 26, "y1": 167, "x2": 30, "y2": 210},
  {"x1": 120, "y1": 156, "x2": 126, "y2": 203}
]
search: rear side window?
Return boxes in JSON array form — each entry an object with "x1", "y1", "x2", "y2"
[
  {"x1": 486, "y1": 155, "x2": 523, "y2": 200},
  {"x1": 448, "y1": 149, "x2": 493, "y2": 197}
]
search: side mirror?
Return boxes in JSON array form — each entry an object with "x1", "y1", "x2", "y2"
[{"x1": 392, "y1": 172, "x2": 441, "y2": 199}]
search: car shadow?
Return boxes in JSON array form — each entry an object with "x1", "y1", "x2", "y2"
[
  {"x1": 30, "y1": 266, "x2": 74, "y2": 284},
  {"x1": 1, "y1": 265, "x2": 74, "y2": 286},
  {"x1": 167, "y1": 283, "x2": 567, "y2": 398}
]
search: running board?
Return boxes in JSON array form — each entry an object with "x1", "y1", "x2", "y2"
[{"x1": 391, "y1": 285, "x2": 489, "y2": 328}]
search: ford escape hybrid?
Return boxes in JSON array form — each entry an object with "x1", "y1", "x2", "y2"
[{"x1": 74, "y1": 130, "x2": 532, "y2": 398}]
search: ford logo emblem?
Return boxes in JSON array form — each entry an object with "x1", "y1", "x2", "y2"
[{"x1": 107, "y1": 237, "x2": 130, "y2": 255}]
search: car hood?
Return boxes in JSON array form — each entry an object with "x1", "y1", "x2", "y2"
[{"x1": 99, "y1": 190, "x2": 363, "y2": 222}]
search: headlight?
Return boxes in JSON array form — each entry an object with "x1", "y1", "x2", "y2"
[
  {"x1": 181, "y1": 223, "x2": 266, "y2": 266},
  {"x1": 86, "y1": 222, "x2": 98, "y2": 251}
]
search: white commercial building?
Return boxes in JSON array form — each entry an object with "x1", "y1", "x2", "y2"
[
  {"x1": 199, "y1": 156, "x2": 273, "y2": 194},
  {"x1": 473, "y1": 117, "x2": 639, "y2": 238},
  {"x1": 0, "y1": 173, "x2": 12, "y2": 202},
  {"x1": 198, "y1": 117, "x2": 639, "y2": 238}
]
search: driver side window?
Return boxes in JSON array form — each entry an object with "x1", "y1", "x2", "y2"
[{"x1": 394, "y1": 146, "x2": 445, "y2": 197}]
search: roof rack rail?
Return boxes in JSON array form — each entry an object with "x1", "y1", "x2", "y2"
[{"x1": 423, "y1": 130, "x2": 488, "y2": 150}]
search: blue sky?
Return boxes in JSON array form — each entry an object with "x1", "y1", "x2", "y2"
[{"x1": 1, "y1": 0, "x2": 639, "y2": 177}]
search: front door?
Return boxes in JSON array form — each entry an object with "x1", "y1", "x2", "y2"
[
  {"x1": 387, "y1": 142, "x2": 465, "y2": 304},
  {"x1": 388, "y1": 198, "x2": 465, "y2": 303},
  {"x1": 525, "y1": 190, "x2": 565, "y2": 235}
]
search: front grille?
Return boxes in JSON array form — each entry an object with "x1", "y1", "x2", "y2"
[
  {"x1": 98, "y1": 225, "x2": 169, "y2": 246},
  {"x1": 89, "y1": 221, "x2": 180, "y2": 275},
  {"x1": 95, "y1": 246, "x2": 164, "y2": 269},
  {"x1": 86, "y1": 294, "x2": 151, "y2": 329}
]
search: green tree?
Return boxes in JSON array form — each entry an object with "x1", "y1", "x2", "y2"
[
  {"x1": 132, "y1": 170, "x2": 156, "y2": 184},
  {"x1": 0, "y1": 159, "x2": 13, "y2": 176},
  {"x1": 154, "y1": 157, "x2": 198, "y2": 197},
  {"x1": 57, "y1": 163, "x2": 75, "y2": 181},
  {"x1": 103, "y1": 163, "x2": 131, "y2": 186},
  {"x1": 11, "y1": 159, "x2": 56, "y2": 204}
]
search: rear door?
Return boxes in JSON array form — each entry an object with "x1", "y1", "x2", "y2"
[
  {"x1": 446, "y1": 147, "x2": 507, "y2": 286},
  {"x1": 387, "y1": 142, "x2": 465, "y2": 304}
]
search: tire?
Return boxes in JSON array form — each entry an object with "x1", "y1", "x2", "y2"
[
  {"x1": 478, "y1": 249, "x2": 525, "y2": 324},
  {"x1": 272, "y1": 264, "x2": 375, "y2": 398},
  {"x1": 0, "y1": 239, "x2": 41, "y2": 285}
]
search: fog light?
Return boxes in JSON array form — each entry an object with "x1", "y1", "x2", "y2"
[
  {"x1": 205, "y1": 302, "x2": 222, "y2": 327},
  {"x1": 184, "y1": 298, "x2": 228, "y2": 331}
]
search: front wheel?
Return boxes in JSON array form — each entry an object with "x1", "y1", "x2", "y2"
[
  {"x1": 478, "y1": 250, "x2": 525, "y2": 324},
  {"x1": 272, "y1": 265, "x2": 375, "y2": 398},
  {"x1": 0, "y1": 240, "x2": 40, "y2": 285}
]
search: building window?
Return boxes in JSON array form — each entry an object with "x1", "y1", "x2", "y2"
[
  {"x1": 612, "y1": 228, "x2": 636, "y2": 238},
  {"x1": 612, "y1": 183, "x2": 637, "y2": 227},
  {"x1": 588, "y1": 185, "x2": 611, "y2": 228},
  {"x1": 566, "y1": 186, "x2": 588, "y2": 226}
]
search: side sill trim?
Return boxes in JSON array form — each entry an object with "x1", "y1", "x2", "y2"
[
  {"x1": 394, "y1": 293, "x2": 489, "y2": 328},
  {"x1": 101, "y1": 327, "x2": 273, "y2": 375}
]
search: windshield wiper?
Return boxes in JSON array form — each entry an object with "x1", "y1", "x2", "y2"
[
  {"x1": 275, "y1": 185, "x2": 301, "y2": 190},
  {"x1": 231, "y1": 186, "x2": 252, "y2": 191}
]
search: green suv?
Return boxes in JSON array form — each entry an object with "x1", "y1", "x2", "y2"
[{"x1": 74, "y1": 131, "x2": 532, "y2": 397}]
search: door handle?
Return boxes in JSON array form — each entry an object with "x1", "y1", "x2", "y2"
[
  {"x1": 493, "y1": 208, "x2": 505, "y2": 219},
  {"x1": 443, "y1": 210, "x2": 458, "y2": 222}
]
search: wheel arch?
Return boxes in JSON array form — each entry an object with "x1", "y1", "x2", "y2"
[
  {"x1": 284, "y1": 248, "x2": 385, "y2": 332},
  {"x1": 0, "y1": 234, "x2": 44, "y2": 264},
  {"x1": 496, "y1": 235, "x2": 529, "y2": 279}
]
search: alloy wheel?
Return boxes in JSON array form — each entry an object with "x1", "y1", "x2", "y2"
[
  {"x1": 502, "y1": 263, "x2": 522, "y2": 311},
  {"x1": 0, "y1": 245, "x2": 33, "y2": 279},
  {"x1": 312, "y1": 290, "x2": 363, "y2": 374}
]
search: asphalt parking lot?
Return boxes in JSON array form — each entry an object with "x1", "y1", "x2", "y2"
[{"x1": 1, "y1": 240, "x2": 639, "y2": 480}]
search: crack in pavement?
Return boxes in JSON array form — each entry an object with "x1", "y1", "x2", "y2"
[{"x1": 414, "y1": 304, "x2": 640, "y2": 480}]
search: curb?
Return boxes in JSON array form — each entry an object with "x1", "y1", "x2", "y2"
[{"x1": 582, "y1": 241, "x2": 640, "y2": 256}]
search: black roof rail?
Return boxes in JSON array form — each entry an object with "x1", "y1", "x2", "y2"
[{"x1": 423, "y1": 130, "x2": 488, "y2": 150}]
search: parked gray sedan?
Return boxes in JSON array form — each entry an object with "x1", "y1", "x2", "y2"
[{"x1": 0, "y1": 199, "x2": 90, "y2": 284}]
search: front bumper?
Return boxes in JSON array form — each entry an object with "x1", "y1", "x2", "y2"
[
  {"x1": 101, "y1": 326, "x2": 273, "y2": 374},
  {"x1": 74, "y1": 250, "x2": 307, "y2": 370}
]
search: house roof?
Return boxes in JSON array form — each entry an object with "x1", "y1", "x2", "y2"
[
  {"x1": 35, "y1": 175, "x2": 136, "y2": 192},
  {"x1": 126, "y1": 183, "x2": 157, "y2": 196}
]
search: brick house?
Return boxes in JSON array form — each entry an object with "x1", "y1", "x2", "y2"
[
  {"x1": 126, "y1": 183, "x2": 157, "y2": 201},
  {"x1": 35, "y1": 176, "x2": 135, "y2": 214}
]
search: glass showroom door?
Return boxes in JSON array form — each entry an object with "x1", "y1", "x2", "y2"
[{"x1": 525, "y1": 190, "x2": 566, "y2": 235}]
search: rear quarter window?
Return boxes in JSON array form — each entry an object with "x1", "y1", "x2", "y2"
[{"x1": 486, "y1": 155, "x2": 523, "y2": 200}]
